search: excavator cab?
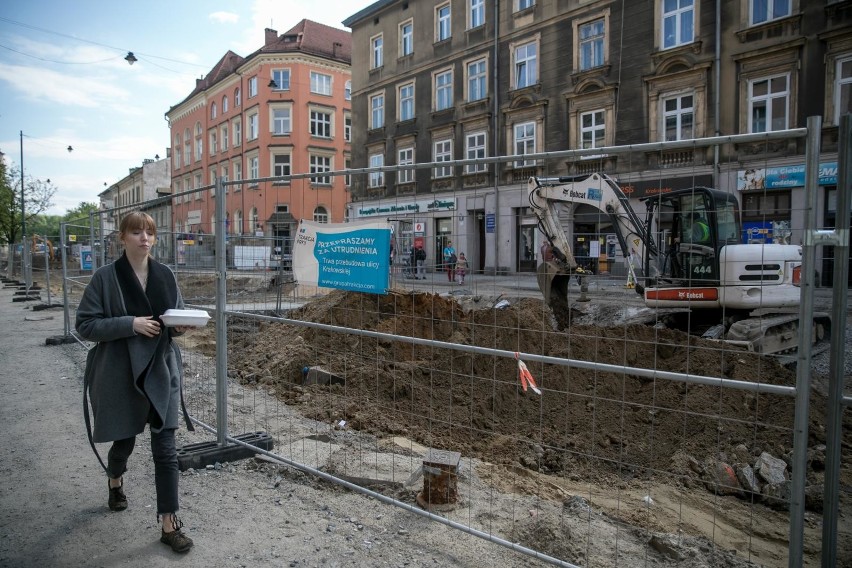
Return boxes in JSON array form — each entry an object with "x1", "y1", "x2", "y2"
[{"x1": 651, "y1": 188, "x2": 741, "y2": 287}]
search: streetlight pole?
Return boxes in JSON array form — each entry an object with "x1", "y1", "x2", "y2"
[{"x1": 20, "y1": 130, "x2": 32, "y2": 290}]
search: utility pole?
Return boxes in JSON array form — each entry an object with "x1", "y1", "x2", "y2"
[{"x1": 20, "y1": 130, "x2": 32, "y2": 290}]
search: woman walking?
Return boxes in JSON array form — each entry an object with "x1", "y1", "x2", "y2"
[{"x1": 76, "y1": 211, "x2": 195, "y2": 553}]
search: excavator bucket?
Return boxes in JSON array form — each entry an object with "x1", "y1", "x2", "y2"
[{"x1": 537, "y1": 261, "x2": 572, "y2": 328}]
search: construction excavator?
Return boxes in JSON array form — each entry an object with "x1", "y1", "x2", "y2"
[{"x1": 528, "y1": 173, "x2": 830, "y2": 357}]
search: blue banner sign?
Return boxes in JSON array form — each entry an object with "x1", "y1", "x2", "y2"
[
  {"x1": 293, "y1": 220, "x2": 392, "y2": 295},
  {"x1": 737, "y1": 162, "x2": 837, "y2": 190}
]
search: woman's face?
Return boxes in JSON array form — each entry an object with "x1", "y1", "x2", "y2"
[{"x1": 122, "y1": 227, "x2": 155, "y2": 255}]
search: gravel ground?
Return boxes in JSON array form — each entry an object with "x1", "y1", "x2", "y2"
[{"x1": 0, "y1": 283, "x2": 554, "y2": 568}]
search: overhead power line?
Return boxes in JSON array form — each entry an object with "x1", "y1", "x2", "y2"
[{"x1": 0, "y1": 16, "x2": 209, "y2": 69}]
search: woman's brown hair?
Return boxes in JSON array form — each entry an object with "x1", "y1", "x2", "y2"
[{"x1": 118, "y1": 211, "x2": 157, "y2": 238}]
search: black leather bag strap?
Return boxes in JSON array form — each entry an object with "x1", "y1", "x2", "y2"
[{"x1": 83, "y1": 369, "x2": 109, "y2": 474}]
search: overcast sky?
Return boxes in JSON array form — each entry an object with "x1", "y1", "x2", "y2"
[{"x1": 0, "y1": 0, "x2": 374, "y2": 215}]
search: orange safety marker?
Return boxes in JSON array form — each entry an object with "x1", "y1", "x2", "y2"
[{"x1": 515, "y1": 353, "x2": 541, "y2": 395}]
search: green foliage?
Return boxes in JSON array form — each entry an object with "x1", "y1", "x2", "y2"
[{"x1": 0, "y1": 163, "x2": 57, "y2": 245}]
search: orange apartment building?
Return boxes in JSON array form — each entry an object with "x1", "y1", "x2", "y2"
[{"x1": 165, "y1": 20, "x2": 352, "y2": 255}]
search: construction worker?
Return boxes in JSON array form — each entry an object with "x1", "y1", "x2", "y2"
[{"x1": 685, "y1": 213, "x2": 711, "y2": 245}]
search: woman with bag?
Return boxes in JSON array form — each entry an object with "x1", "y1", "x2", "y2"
[{"x1": 76, "y1": 211, "x2": 195, "y2": 553}]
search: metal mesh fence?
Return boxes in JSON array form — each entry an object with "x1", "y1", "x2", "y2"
[{"x1": 39, "y1": 122, "x2": 851, "y2": 567}]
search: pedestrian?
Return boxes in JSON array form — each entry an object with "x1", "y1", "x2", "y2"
[
  {"x1": 76, "y1": 211, "x2": 196, "y2": 554},
  {"x1": 455, "y1": 252, "x2": 468, "y2": 284},
  {"x1": 414, "y1": 245, "x2": 427, "y2": 279},
  {"x1": 443, "y1": 240, "x2": 456, "y2": 283}
]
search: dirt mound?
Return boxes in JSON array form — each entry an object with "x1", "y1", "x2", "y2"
[{"x1": 227, "y1": 290, "x2": 843, "y2": 494}]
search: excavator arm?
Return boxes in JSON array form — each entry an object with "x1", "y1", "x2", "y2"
[{"x1": 528, "y1": 173, "x2": 656, "y2": 310}]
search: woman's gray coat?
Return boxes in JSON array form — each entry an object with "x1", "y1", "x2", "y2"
[{"x1": 76, "y1": 261, "x2": 188, "y2": 443}]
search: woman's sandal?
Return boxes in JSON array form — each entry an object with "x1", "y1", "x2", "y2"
[{"x1": 107, "y1": 478, "x2": 127, "y2": 511}]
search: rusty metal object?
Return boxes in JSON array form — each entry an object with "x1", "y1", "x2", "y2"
[{"x1": 416, "y1": 449, "x2": 461, "y2": 511}]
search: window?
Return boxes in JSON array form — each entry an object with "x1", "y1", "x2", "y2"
[
  {"x1": 836, "y1": 56, "x2": 852, "y2": 124},
  {"x1": 579, "y1": 19, "x2": 605, "y2": 70},
  {"x1": 310, "y1": 155, "x2": 332, "y2": 185},
  {"x1": 248, "y1": 155, "x2": 259, "y2": 181},
  {"x1": 313, "y1": 206, "x2": 329, "y2": 223},
  {"x1": 232, "y1": 117, "x2": 242, "y2": 147},
  {"x1": 174, "y1": 135, "x2": 181, "y2": 169},
  {"x1": 514, "y1": 122, "x2": 536, "y2": 167},
  {"x1": 234, "y1": 87, "x2": 241, "y2": 107},
  {"x1": 398, "y1": 147, "x2": 414, "y2": 183},
  {"x1": 369, "y1": 153, "x2": 384, "y2": 187},
  {"x1": 211, "y1": 102, "x2": 217, "y2": 120},
  {"x1": 310, "y1": 110, "x2": 332, "y2": 138},
  {"x1": 370, "y1": 93, "x2": 385, "y2": 129},
  {"x1": 247, "y1": 111, "x2": 259, "y2": 140},
  {"x1": 514, "y1": 41, "x2": 537, "y2": 88},
  {"x1": 183, "y1": 129, "x2": 190, "y2": 167},
  {"x1": 465, "y1": 132, "x2": 487, "y2": 173},
  {"x1": 470, "y1": 0, "x2": 485, "y2": 28},
  {"x1": 662, "y1": 94, "x2": 694, "y2": 141},
  {"x1": 222, "y1": 95, "x2": 229, "y2": 113},
  {"x1": 272, "y1": 106, "x2": 291, "y2": 135},
  {"x1": 345, "y1": 80, "x2": 352, "y2": 101},
  {"x1": 344, "y1": 112, "x2": 352, "y2": 142},
  {"x1": 220, "y1": 164, "x2": 229, "y2": 182},
  {"x1": 662, "y1": 0, "x2": 694, "y2": 49},
  {"x1": 749, "y1": 74, "x2": 789, "y2": 133},
  {"x1": 250, "y1": 207, "x2": 259, "y2": 232},
  {"x1": 248, "y1": 76, "x2": 258, "y2": 98},
  {"x1": 195, "y1": 136, "x2": 203, "y2": 161},
  {"x1": 516, "y1": 0, "x2": 535, "y2": 11},
  {"x1": 580, "y1": 110, "x2": 605, "y2": 148},
  {"x1": 233, "y1": 209, "x2": 242, "y2": 234},
  {"x1": 371, "y1": 34, "x2": 384, "y2": 69},
  {"x1": 221, "y1": 124, "x2": 229, "y2": 151},
  {"x1": 311, "y1": 71, "x2": 332, "y2": 95},
  {"x1": 400, "y1": 21, "x2": 413, "y2": 56},
  {"x1": 436, "y1": 3, "x2": 451, "y2": 42},
  {"x1": 435, "y1": 70, "x2": 453, "y2": 110},
  {"x1": 209, "y1": 131, "x2": 217, "y2": 155},
  {"x1": 467, "y1": 58, "x2": 487, "y2": 102},
  {"x1": 399, "y1": 83, "x2": 415, "y2": 121},
  {"x1": 273, "y1": 153, "x2": 291, "y2": 178},
  {"x1": 750, "y1": 0, "x2": 790, "y2": 25},
  {"x1": 345, "y1": 158, "x2": 352, "y2": 187},
  {"x1": 434, "y1": 139, "x2": 453, "y2": 178},
  {"x1": 272, "y1": 69, "x2": 290, "y2": 90},
  {"x1": 233, "y1": 160, "x2": 242, "y2": 183}
]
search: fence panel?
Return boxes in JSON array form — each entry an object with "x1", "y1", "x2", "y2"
[{"x1": 49, "y1": 127, "x2": 851, "y2": 567}]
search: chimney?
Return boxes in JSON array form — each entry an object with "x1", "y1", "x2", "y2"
[{"x1": 265, "y1": 28, "x2": 278, "y2": 45}]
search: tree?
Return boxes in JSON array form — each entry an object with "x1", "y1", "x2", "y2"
[
  {"x1": 62, "y1": 202, "x2": 100, "y2": 240},
  {"x1": 0, "y1": 163, "x2": 56, "y2": 245}
]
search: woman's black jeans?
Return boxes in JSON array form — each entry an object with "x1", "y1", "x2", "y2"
[{"x1": 107, "y1": 427, "x2": 179, "y2": 516}]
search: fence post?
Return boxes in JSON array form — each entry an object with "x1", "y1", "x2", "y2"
[
  {"x1": 43, "y1": 236, "x2": 52, "y2": 306},
  {"x1": 821, "y1": 114, "x2": 852, "y2": 567},
  {"x1": 214, "y1": 177, "x2": 229, "y2": 446},
  {"x1": 789, "y1": 115, "x2": 821, "y2": 567},
  {"x1": 88, "y1": 210, "x2": 97, "y2": 273}
]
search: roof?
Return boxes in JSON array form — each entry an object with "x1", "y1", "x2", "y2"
[
  {"x1": 342, "y1": 0, "x2": 396, "y2": 28},
  {"x1": 170, "y1": 20, "x2": 350, "y2": 111},
  {"x1": 258, "y1": 19, "x2": 351, "y2": 63}
]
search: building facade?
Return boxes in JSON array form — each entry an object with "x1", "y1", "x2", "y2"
[
  {"x1": 343, "y1": 0, "x2": 852, "y2": 282},
  {"x1": 100, "y1": 157, "x2": 172, "y2": 260},
  {"x1": 166, "y1": 20, "x2": 352, "y2": 260}
]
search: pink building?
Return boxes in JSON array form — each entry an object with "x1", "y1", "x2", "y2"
[{"x1": 166, "y1": 20, "x2": 352, "y2": 252}]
